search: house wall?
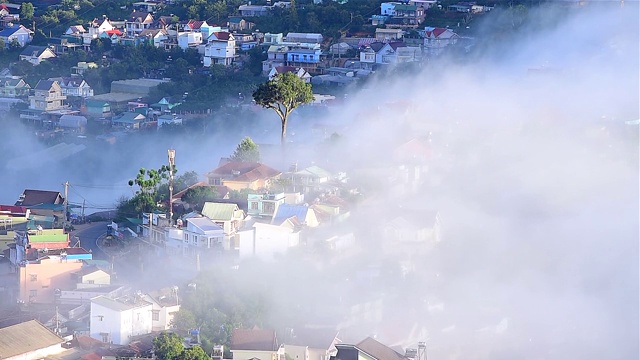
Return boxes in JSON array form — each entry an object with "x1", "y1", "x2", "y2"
[
  {"x1": 238, "y1": 223, "x2": 299, "y2": 261},
  {"x1": 308, "y1": 348, "x2": 331, "y2": 360},
  {"x1": 222, "y1": 179, "x2": 262, "y2": 191},
  {"x1": 90, "y1": 301, "x2": 122, "y2": 344},
  {"x1": 285, "y1": 345, "x2": 308, "y2": 360},
  {"x1": 81, "y1": 270, "x2": 111, "y2": 285},
  {"x1": 90, "y1": 301, "x2": 152, "y2": 345},
  {"x1": 4, "y1": 342, "x2": 65, "y2": 360},
  {"x1": 19, "y1": 258, "x2": 84, "y2": 303},
  {"x1": 152, "y1": 303, "x2": 180, "y2": 331}
]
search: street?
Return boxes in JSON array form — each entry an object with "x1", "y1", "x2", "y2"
[{"x1": 69, "y1": 221, "x2": 109, "y2": 260}]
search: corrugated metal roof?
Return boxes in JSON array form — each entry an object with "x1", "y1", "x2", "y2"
[
  {"x1": 296, "y1": 165, "x2": 332, "y2": 179},
  {"x1": 201, "y1": 202, "x2": 239, "y2": 221},
  {"x1": 272, "y1": 204, "x2": 308, "y2": 225},
  {"x1": 187, "y1": 217, "x2": 224, "y2": 233},
  {"x1": 0, "y1": 320, "x2": 64, "y2": 358}
]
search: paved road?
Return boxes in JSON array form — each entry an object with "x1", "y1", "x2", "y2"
[{"x1": 69, "y1": 221, "x2": 109, "y2": 260}]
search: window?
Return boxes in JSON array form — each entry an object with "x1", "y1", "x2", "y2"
[
  {"x1": 29, "y1": 289, "x2": 37, "y2": 298},
  {"x1": 100, "y1": 333, "x2": 109, "y2": 342},
  {"x1": 87, "y1": 280, "x2": 95, "y2": 284},
  {"x1": 250, "y1": 202, "x2": 258, "y2": 210},
  {"x1": 152, "y1": 310, "x2": 160, "y2": 321},
  {"x1": 263, "y1": 202, "x2": 275, "y2": 214},
  {"x1": 30, "y1": 274, "x2": 37, "y2": 282}
]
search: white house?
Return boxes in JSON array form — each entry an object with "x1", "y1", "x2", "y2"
[
  {"x1": 139, "y1": 28, "x2": 169, "y2": 48},
  {"x1": 0, "y1": 25, "x2": 33, "y2": 47},
  {"x1": 423, "y1": 27, "x2": 459, "y2": 56},
  {"x1": 142, "y1": 287, "x2": 181, "y2": 331},
  {"x1": 19, "y1": 45, "x2": 56, "y2": 65},
  {"x1": 238, "y1": 220, "x2": 300, "y2": 261},
  {"x1": 90, "y1": 295, "x2": 153, "y2": 345},
  {"x1": 177, "y1": 31, "x2": 203, "y2": 50},
  {"x1": 203, "y1": 32, "x2": 236, "y2": 66},
  {"x1": 157, "y1": 113, "x2": 183, "y2": 127},
  {"x1": 268, "y1": 66, "x2": 311, "y2": 83},
  {"x1": 183, "y1": 216, "x2": 224, "y2": 254},
  {"x1": 49, "y1": 77, "x2": 93, "y2": 97}
]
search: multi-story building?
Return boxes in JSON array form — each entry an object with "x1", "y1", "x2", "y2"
[
  {"x1": 143, "y1": 287, "x2": 181, "y2": 331},
  {"x1": 14, "y1": 246, "x2": 92, "y2": 304},
  {"x1": 90, "y1": 294, "x2": 153, "y2": 345},
  {"x1": 247, "y1": 193, "x2": 286, "y2": 218},
  {"x1": 49, "y1": 77, "x2": 94, "y2": 98},
  {"x1": 27, "y1": 80, "x2": 67, "y2": 112},
  {"x1": 125, "y1": 11, "x2": 154, "y2": 37},
  {"x1": 164, "y1": 216, "x2": 225, "y2": 256},
  {"x1": 203, "y1": 32, "x2": 236, "y2": 66}
]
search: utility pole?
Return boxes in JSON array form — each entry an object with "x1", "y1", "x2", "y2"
[
  {"x1": 63, "y1": 181, "x2": 69, "y2": 229},
  {"x1": 168, "y1": 149, "x2": 176, "y2": 227},
  {"x1": 81, "y1": 199, "x2": 85, "y2": 220}
]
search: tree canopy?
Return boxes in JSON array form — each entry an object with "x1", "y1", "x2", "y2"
[
  {"x1": 181, "y1": 186, "x2": 219, "y2": 210},
  {"x1": 153, "y1": 332, "x2": 210, "y2": 360},
  {"x1": 231, "y1": 137, "x2": 260, "y2": 162},
  {"x1": 153, "y1": 332, "x2": 184, "y2": 360},
  {"x1": 253, "y1": 73, "x2": 314, "y2": 145}
]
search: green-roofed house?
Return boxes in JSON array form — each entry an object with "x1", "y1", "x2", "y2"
[
  {"x1": 201, "y1": 202, "x2": 245, "y2": 250},
  {"x1": 83, "y1": 99, "x2": 111, "y2": 117},
  {"x1": 27, "y1": 232, "x2": 70, "y2": 250},
  {"x1": 150, "y1": 97, "x2": 181, "y2": 112}
]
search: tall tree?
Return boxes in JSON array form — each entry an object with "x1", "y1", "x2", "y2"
[
  {"x1": 153, "y1": 332, "x2": 184, "y2": 360},
  {"x1": 230, "y1": 137, "x2": 260, "y2": 162},
  {"x1": 252, "y1": 72, "x2": 314, "y2": 146},
  {"x1": 21, "y1": 2, "x2": 34, "y2": 21}
]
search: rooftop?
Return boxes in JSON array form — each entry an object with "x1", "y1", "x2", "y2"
[
  {"x1": 231, "y1": 328, "x2": 278, "y2": 351},
  {"x1": 0, "y1": 320, "x2": 64, "y2": 358},
  {"x1": 92, "y1": 295, "x2": 151, "y2": 312}
]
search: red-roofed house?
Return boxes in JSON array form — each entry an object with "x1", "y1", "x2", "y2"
[
  {"x1": 423, "y1": 26, "x2": 459, "y2": 55},
  {"x1": 205, "y1": 162, "x2": 281, "y2": 191},
  {"x1": 393, "y1": 138, "x2": 431, "y2": 164},
  {"x1": 230, "y1": 328, "x2": 284, "y2": 360},
  {"x1": 204, "y1": 32, "x2": 236, "y2": 66},
  {"x1": 182, "y1": 20, "x2": 214, "y2": 39}
]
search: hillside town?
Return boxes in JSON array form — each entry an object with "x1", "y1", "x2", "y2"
[
  {"x1": 0, "y1": 0, "x2": 484, "y2": 138},
  {"x1": 0, "y1": 0, "x2": 637, "y2": 360}
]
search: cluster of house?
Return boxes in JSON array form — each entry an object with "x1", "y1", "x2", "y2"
[
  {"x1": 0, "y1": 313, "x2": 426, "y2": 360},
  {"x1": 139, "y1": 160, "x2": 353, "y2": 261}
]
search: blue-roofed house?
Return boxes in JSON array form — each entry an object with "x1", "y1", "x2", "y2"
[
  {"x1": 0, "y1": 25, "x2": 33, "y2": 47},
  {"x1": 112, "y1": 112, "x2": 145, "y2": 129},
  {"x1": 271, "y1": 204, "x2": 319, "y2": 228},
  {"x1": 167, "y1": 216, "x2": 225, "y2": 256}
]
